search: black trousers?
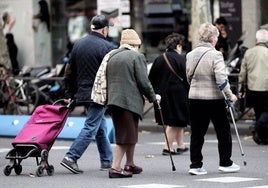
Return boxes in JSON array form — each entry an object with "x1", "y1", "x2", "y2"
[
  {"x1": 246, "y1": 90, "x2": 268, "y2": 121},
  {"x1": 189, "y1": 99, "x2": 233, "y2": 168}
]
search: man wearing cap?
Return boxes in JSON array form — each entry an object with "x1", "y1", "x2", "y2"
[{"x1": 61, "y1": 15, "x2": 115, "y2": 174}]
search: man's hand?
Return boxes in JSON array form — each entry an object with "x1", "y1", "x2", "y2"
[{"x1": 64, "y1": 98, "x2": 72, "y2": 104}]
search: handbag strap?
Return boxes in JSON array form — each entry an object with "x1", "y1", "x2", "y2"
[
  {"x1": 189, "y1": 49, "x2": 213, "y2": 82},
  {"x1": 163, "y1": 52, "x2": 183, "y2": 82}
]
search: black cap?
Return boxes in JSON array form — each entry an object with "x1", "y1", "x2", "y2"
[{"x1": 90, "y1": 15, "x2": 114, "y2": 30}]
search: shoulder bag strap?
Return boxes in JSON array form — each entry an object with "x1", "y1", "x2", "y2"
[
  {"x1": 189, "y1": 49, "x2": 213, "y2": 81},
  {"x1": 163, "y1": 52, "x2": 183, "y2": 82}
]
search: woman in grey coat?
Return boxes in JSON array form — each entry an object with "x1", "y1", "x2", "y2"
[
  {"x1": 186, "y1": 22, "x2": 240, "y2": 175},
  {"x1": 106, "y1": 29, "x2": 160, "y2": 178}
]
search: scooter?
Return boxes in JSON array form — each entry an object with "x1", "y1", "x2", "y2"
[
  {"x1": 225, "y1": 31, "x2": 248, "y2": 74},
  {"x1": 225, "y1": 32, "x2": 248, "y2": 121}
]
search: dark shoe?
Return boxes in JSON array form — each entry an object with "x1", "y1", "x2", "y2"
[
  {"x1": 162, "y1": 149, "x2": 177, "y2": 155},
  {"x1": 60, "y1": 157, "x2": 83, "y2": 174},
  {"x1": 252, "y1": 131, "x2": 263, "y2": 145},
  {"x1": 100, "y1": 164, "x2": 111, "y2": 171},
  {"x1": 176, "y1": 147, "x2": 189, "y2": 154},
  {"x1": 124, "y1": 165, "x2": 143, "y2": 174},
  {"x1": 109, "y1": 168, "x2": 132, "y2": 178}
]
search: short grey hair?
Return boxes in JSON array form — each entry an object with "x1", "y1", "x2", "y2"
[
  {"x1": 198, "y1": 22, "x2": 219, "y2": 43},
  {"x1": 256, "y1": 29, "x2": 268, "y2": 43}
]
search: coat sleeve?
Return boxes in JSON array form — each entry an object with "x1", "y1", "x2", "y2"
[
  {"x1": 64, "y1": 52, "x2": 77, "y2": 99},
  {"x1": 213, "y1": 51, "x2": 233, "y2": 98},
  {"x1": 134, "y1": 54, "x2": 156, "y2": 103}
]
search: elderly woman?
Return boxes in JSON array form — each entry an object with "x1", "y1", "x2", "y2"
[
  {"x1": 149, "y1": 33, "x2": 190, "y2": 156},
  {"x1": 186, "y1": 22, "x2": 240, "y2": 175},
  {"x1": 106, "y1": 29, "x2": 160, "y2": 178}
]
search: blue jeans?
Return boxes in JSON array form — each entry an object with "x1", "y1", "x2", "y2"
[{"x1": 66, "y1": 103, "x2": 113, "y2": 167}]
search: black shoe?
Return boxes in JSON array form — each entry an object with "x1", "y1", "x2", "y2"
[
  {"x1": 176, "y1": 147, "x2": 189, "y2": 154},
  {"x1": 60, "y1": 157, "x2": 83, "y2": 174},
  {"x1": 162, "y1": 149, "x2": 177, "y2": 155}
]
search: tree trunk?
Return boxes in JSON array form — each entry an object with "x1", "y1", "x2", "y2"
[{"x1": 191, "y1": 0, "x2": 212, "y2": 48}]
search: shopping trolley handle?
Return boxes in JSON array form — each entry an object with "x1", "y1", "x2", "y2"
[{"x1": 53, "y1": 99, "x2": 75, "y2": 109}]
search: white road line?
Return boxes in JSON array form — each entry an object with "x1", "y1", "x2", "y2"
[
  {"x1": 0, "y1": 148, "x2": 10, "y2": 153},
  {"x1": 196, "y1": 176, "x2": 262, "y2": 183},
  {"x1": 120, "y1": 184, "x2": 185, "y2": 188}
]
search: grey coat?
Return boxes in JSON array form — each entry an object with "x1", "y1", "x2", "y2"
[
  {"x1": 106, "y1": 46, "x2": 156, "y2": 119},
  {"x1": 186, "y1": 42, "x2": 233, "y2": 100}
]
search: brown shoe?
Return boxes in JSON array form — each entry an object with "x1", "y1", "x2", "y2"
[
  {"x1": 109, "y1": 168, "x2": 132, "y2": 178},
  {"x1": 124, "y1": 165, "x2": 143, "y2": 174}
]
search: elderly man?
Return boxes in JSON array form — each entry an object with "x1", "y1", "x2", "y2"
[
  {"x1": 239, "y1": 29, "x2": 268, "y2": 144},
  {"x1": 60, "y1": 15, "x2": 115, "y2": 173}
]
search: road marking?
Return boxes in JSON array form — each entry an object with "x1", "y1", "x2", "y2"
[
  {"x1": 120, "y1": 184, "x2": 185, "y2": 188},
  {"x1": 0, "y1": 148, "x2": 10, "y2": 153},
  {"x1": 51, "y1": 146, "x2": 70, "y2": 150},
  {"x1": 244, "y1": 186, "x2": 268, "y2": 188},
  {"x1": 196, "y1": 176, "x2": 262, "y2": 183}
]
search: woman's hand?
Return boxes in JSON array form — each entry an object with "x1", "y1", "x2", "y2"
[
  {"x1": 229, "y1": 94, "x2": 237, "y2": 103},
  {"x1": 155, "y1": 94, "x2": 161, "y2": 103}
]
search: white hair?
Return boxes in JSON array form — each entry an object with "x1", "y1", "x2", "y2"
[
  {"x1": 256, "y1": 29, "x2": 268, "y2": 43},
  {"x1": 198, "y1": 22, "x2": 219, "y2": 43}
]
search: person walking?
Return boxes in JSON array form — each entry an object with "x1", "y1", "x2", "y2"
[
  {"x1": 2, "y1": 11, "x2": 16, "y2": 36},
  {"x1": 238, "y1": 29, "x2": 268, "y2": 144},
  {"x1": 186, "y1": 22, "x2": 240, "y2": 175},
  {"x1": 60, "y1": 14, "x2": 115, "y2": 174},
  {"x1": 106, "y1": 29, "x2": 160, "y2": 178},
  {"x1": 149, "y1": 33, "x2": 190, "y2": 156}
]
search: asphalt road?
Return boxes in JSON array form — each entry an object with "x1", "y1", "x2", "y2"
[{"x1": 1, "y1": 128, "x2": 268, "y2": 188}]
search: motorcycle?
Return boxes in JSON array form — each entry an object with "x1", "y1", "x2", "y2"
[{"x1": 225, "y1": 32, "x2": 248, "y2": 121}]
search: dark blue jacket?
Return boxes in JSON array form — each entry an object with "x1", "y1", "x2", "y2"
[{"x1": 64, "y1": 32, "x2": 115, "y2": 105}]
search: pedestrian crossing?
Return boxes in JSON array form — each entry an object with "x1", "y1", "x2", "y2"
[
  {"x1": 119, "y1": 177, "x2": 266, "y2": 188},
  {"x1": 1, "y1": 140, "x2": 267, "y2": 187},
  {"x1": 120, "y1": 184, "x2": 184, "y2": 188},
  {"x1": 195, "y1": 176, "x2": 262, "y2": 183},
  {"x1": 119, "y1": 178, "x2": 267, "y2": 188}
]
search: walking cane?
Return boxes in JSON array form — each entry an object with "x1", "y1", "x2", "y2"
[
  {"x1": 219, "y1": 81, "x2": 247, "y2": 166},
  {"x1": 156, "y1": 101, "x2": 176, "y2": 171}
]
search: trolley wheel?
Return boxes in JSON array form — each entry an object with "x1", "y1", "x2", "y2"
[
  {"x1": 36, "y1": 166, "x2": 44, "y2": 177},
  {"x1": 14, "y1": 164, "x2": 22, "y2": 175},
  {"x1": 46, "y1": 165, "x2": 54, "y2": 176},
  {"x1": 3, "y1": 165, "x2": 12, "y2": 176},
  {"x1": 41, "y1": 149, "x2": 49, "y2": 161}
]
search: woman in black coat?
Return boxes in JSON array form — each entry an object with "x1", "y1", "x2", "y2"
[{"x1": 149, "y1": 33, "x2": 190, "y2": 155}]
